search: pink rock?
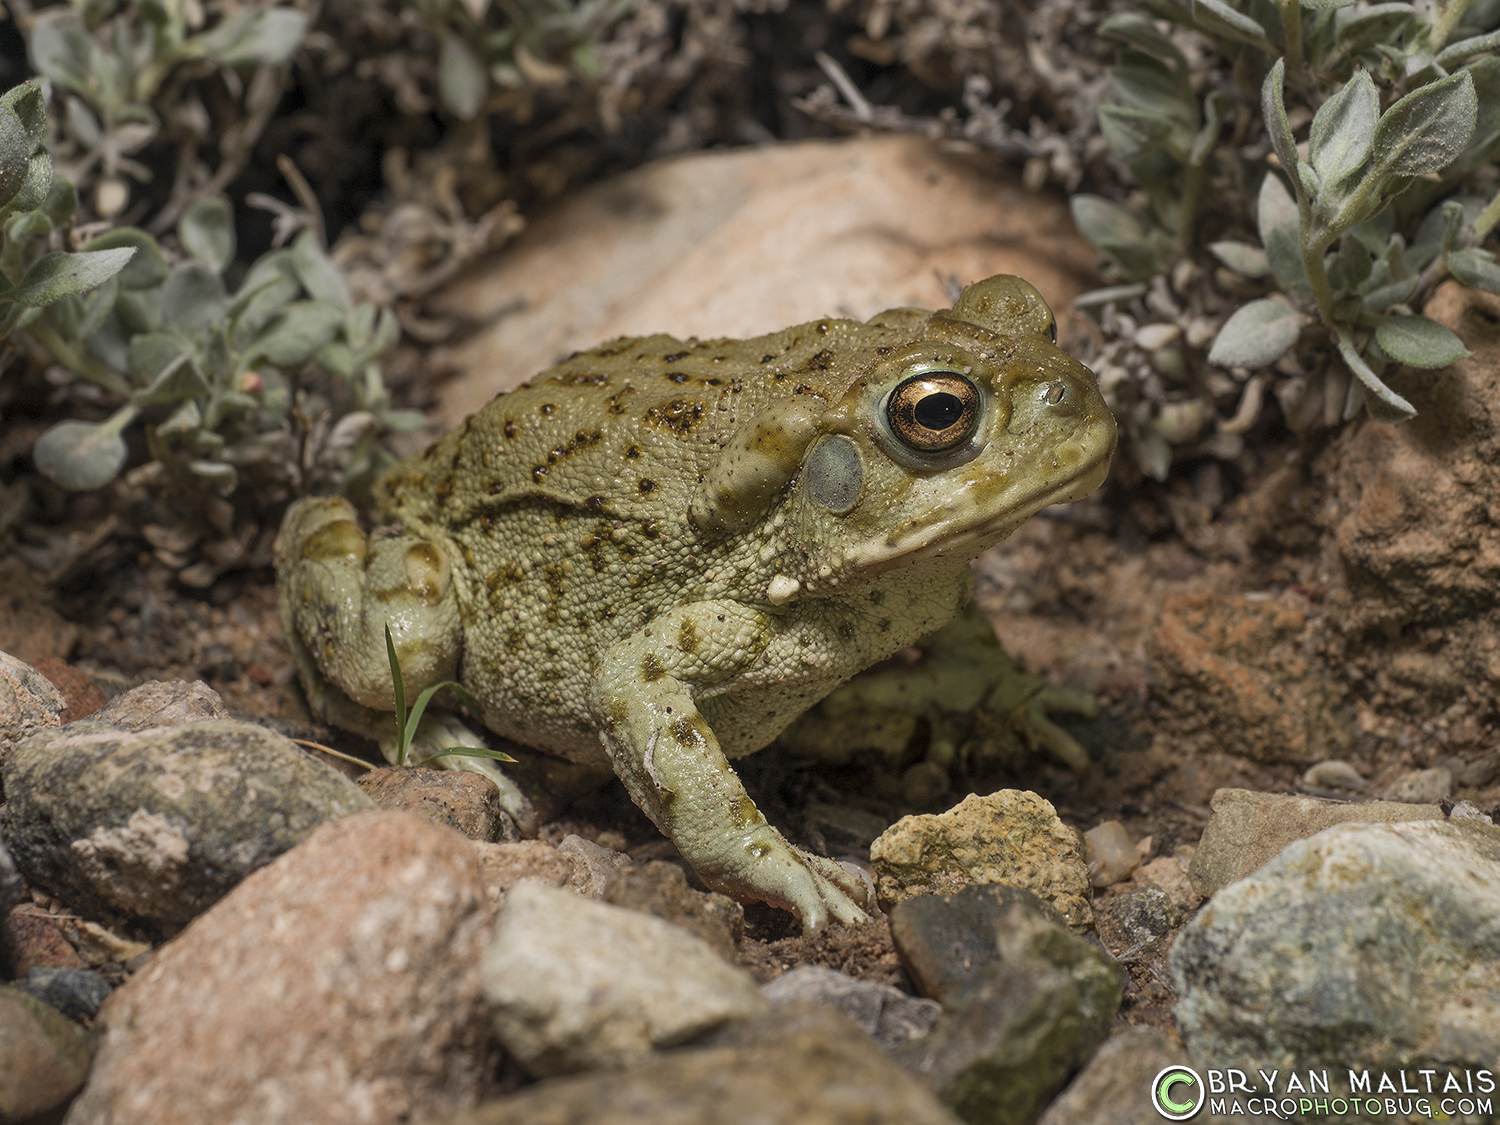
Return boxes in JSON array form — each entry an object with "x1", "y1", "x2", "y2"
[{"x1": 66, "y1": 811, "x2": 494, "y2": 1125}]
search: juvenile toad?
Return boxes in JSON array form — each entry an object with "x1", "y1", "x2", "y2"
[{"x1": 275, "y1": 275, "x2": 1117, "y2": 931}]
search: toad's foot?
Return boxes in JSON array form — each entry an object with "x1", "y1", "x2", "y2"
[{"x1": 982, "y1": 681, "x2": 1098, "y2": 775}]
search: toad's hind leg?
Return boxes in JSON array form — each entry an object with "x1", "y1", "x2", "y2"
[{"x1": 274, "y1": 496, "x2": 537, "y2": 831}]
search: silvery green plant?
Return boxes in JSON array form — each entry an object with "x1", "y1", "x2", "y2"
[
  {"x1": 1071, "y1": 0, "x2": 1500, "y2": 453},
  {"x1": 30, "y1": 198, "x2": 414, "y2": 494},
  {"x1": 0, "y1": 81, "x2": 135, "y2": 345}
]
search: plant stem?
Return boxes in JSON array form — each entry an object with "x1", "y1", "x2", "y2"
[
  {"x1": 27, "y1": 321, "x2": 132, "y2": 396},
  {"x1": 1278, "y1": 0, "x2": 1304, "y2": 76},
  {"x1": 1474, "y1": 184, "x2": 1500, "y2": 243},
  {"x1": 1429, "y1": 0, "x2": 1476, "y2": 53}
]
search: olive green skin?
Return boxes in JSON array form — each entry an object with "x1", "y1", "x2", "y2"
[{"x1": 275, "y1": 275, "x2": 1117, "y2": 932}]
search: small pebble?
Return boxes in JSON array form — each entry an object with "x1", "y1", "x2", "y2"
[{"x1": 1084, "y1": 820, "x2": 1138, "y2": 887}]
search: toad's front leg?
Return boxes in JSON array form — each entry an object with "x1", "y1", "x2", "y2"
[{"x1": 589, "y1": 602, "x2": 870, "y2": 934}]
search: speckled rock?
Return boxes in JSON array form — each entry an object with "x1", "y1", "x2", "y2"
[
  {"x1": 1035, "y1": 1026, "x2": 1184, "y2": 1125},
  {"x1": 2, "y1": 719, "x2": 374, "y2": 932},
  {"x1": 0, "y1": 984, "x2": 92, "y2": 1121},
  {"x1": 604, "y1": 860, "x2": 744, "y2": 960},
  {"x1": 871, "y1": 791, "x2": 1092, "y2": 928},
  {"x1": 0, "y1": 649, "x2": 64, "y2": 773},
  {"x1": 438, "y1": 1000, "x2": 963, "y2": 1125},
  {"x1": 1172, "y1": 818, "x2": 1500, "y2": 1072},
  {"x1": 557, "y1": 834, "x2": 632, "y2": 897},
  {"x1": 1, "y1": 908, "x2": 85, "y2": 975},
  {"x1": 17, "y1": 966, "x2": 112, "y2": 1024},
  {"x1": 357, "y1": 765, "x2": 520, "y2": 842},
  {"x1": 763, "y1": 966, "x2": 940, "y2": 1052},
  {"x1": 1094, "y1": 887, "x2": 1182, "y2": 957},
  {"x1": 479, "y1": 881, "x2": 768, "y2": 1076},
  {"x1": 1187, "y1": 787, "x2": 1442, "y2": 896},
  {"x1": 893, "y1": 887, "x2": 1122, "y2": 1125},
  {"x1": 1381, "y1": 766, "x2": 1453, "y2": 804},
  {"x1": 471, "y1": 839, "x2": 578, "y2": 908},
  {"x1": 91, "y1": 679, "x2": 230, "y2": 728},
  {"x1": 65, "y1": 810, "x2": 493, "y2": 1125},
  {"x1": 888, "y1": 884, "x2": 1070, "y2": 1006}
]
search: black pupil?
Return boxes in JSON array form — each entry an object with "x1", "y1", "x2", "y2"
[{"x1": 914, "y1": 392, "x2": 964, "y2": 431}]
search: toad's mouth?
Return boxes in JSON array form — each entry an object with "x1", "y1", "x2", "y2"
[{"x1": 843, "y1": 436, "x2": 1115, "y2": 574}]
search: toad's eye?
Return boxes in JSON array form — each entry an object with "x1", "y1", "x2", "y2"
[{"x1": 886, "y1": 372, "x2": 981, "y2": 452}]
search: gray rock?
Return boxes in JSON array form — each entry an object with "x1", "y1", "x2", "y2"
[
  {"x1": 2, "y1": 719, "x2": 375, "y2": 932},
  {"x1": 763, "y1": 966, "x2": 941, "y2": 1052},
  {"x1": 479, "y1": 881, "x2": 768, "y2": 1076},
  {"x1": 887, "y1": 883, "x2": 1071, "y2": 1005},
  {"x1": 0, "y1": 984, "x2": 92, "y2": 1121},
  {"x1": 899, "y1": 957, "x2": 1120, "y2": 1125},
  {"x1": 1381, "y1": 766, "x2": 1453, "y2": 804},
  {"x1": 438, "y1": 1000, "x2": 963, "y2": 1125},
  {"x1": 1035, "y1": 1026, "x2": 1185, "y2": 1125},
  {"x1": 64, "y1": 810, "x2": 494, "y2": 1125},
  {"x1": 91, "y1": 679, "x2": 230, "y2": 729},
  {"x1": 18, "y1": 966, "x2": 112, "y2": 1023},
  {"x1": 356, "y1": 765, "x2": 520, "y2": 842},
  {"x1": 603, "y1": 860, "x2": 744, "y2": 960},
  {"x1": 1188, "y1": 787, "x2": 1442, "y2": 896},
  {"x1": 892, "y1": 891, "x2": 1123, "y2": 1125},
  {"x1": 1094, "y1": 887, "x2": 1184, "y2": 957},
  {"x1": 0, "y1": 649, "x2": 64, "y2": 775},
  {"x1": 557, "y1": 833, "x2": 632, "y2": 897},
  {"x1": 1172, "y1": 818, "x2": 1500, "y2": 1072},
  {"x1": 0, "y1": 839, "x2": 23, "y2": 919}
]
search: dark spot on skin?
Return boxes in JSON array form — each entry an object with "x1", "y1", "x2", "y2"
[
  {"x1": 868, "y1": 589, "x2": 886, "y2": 605},
  {"x1": 645, "y1": 398, "x2": 705, "y2": 435},
  {"x1": 642, "y1": 653, "x2": 666, "y2": 682},
  {"x1": 585, "y1": 495, "x2": 607, "y2": 512},
  {"x1": 760, "y1": 355, "x2": 775, "y2": 363},
  {"x1": 504, "y1": 418, "x2": 518, "y2": 438},
  {"x1": 421, "y1": 440, "x2": 440, "y2": 460},
  {"x1": 835, "y1": 621, "x2": 855, "y2": 641},
  {"x1": 816, "y1": 321, "x2": 829, "y2": 336},
  {"x1": 670, "y1": 716, "x2": 704, "y2": 748},
  {"x1": 794, "y1": 384, "x2": 816, "y2": 395},
  {"x1": 642, "y1": 519, "x2": 660, "y2": 539},
  {"x1": 663, "y1": 351, "x2": 690, "y2": 364},
  {"x1": 639, "y1": 479, "x2": 656, "y2": 493},
  {"x1": 678, "y1": 617, "x2": 699, "y2": 655},
  {"x1": 489, "y1": 480, "x2": 505, "y2": 494},
  {"x1": 541, "y1": 403, "x2": 556, "y2": 415},
  {"x1": 875, "y1": 346, "x2": 892, "y2": 356},
  {"x1": 804, "y1": 349, "x2": 834, "y2": 372},
  {"x1": 705, "y1": 377, "x2": 722, "y2": 386},
  {"x1": 625, "y1": 445, "x2": 641, "y2": 459},
  {"x1": 505, "y1": 627, "x2": 524, "y2": 652},
  {"x1": 665, "y1": 371, "x2": 691, "y2": 384},
  {"x1": 774, "y1": 372, "x2": 786, "y2": 381},
  {"x1": 530, "y1": 428, "x2": 603, "y2": 482},
  {"x1": 878, "y1": 618, "x2": 892, "y2": 631},
  {"x1": 552, "y1": 372, "x2": 611, "y2": 386},
  {"x1": 716, "y1": 614, "x2": 725, "y2": 621},
  {"x1": 729, "y1": 795, "x2": 764, "y2": 828},
  {"x1": 543, "y1": 562, "x2": 567, "y2": 622}
]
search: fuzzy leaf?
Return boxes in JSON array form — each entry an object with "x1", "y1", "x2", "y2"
[
  {"x1": 8, "y1": 248, "x2": 136, "y2": 308},
  {"x1": 190, "y1": 7, "x2": 307, "y2": 67},
  {"x1": 1435, "y1": 28, "x2": 1500, "y2": 67},
  {"x1": 179, "y1": 198, "x2": 235, "y2": 274},
  {"x1": 82, "y1": 228, "x2": 169, "y2": 290},
  {"x1": 252, "y1": 300, "x2": 342, "y2": 367},
  {"x1": 1189, "y1": 0, "x2": 1273, "y2": 47},
  {"x1": 440, "y1": 32, "x2": 488, "y2": 121},
  {"x1": 133, "y1": 353, "x2": 211, "y2": 405},
  {"x1": 1300, "y1": 0, "x2": 1358, "y2": 10},
  {"x1": 1370, "y1": 70, "x2": 1477, "y2": 178},
  {"x1": 1331, "y1": 3, "x2": 1416, "y2": 57},
  {"x1": 1261, "y1": 59, "x2": 1301, "y2": 184},
  {"x1": 1335, "y1": 328, "x2": 1415, "y2": 419},
  {"x1": 0, "y1": 82, "x2": 47, "y2": 147},
  {"x1": 1071, "y1": 195, "x2": 1147, "y2": 248},
  {"x1": 1374, "y1": 315, "x2": 1469, "y2": 367},
  {"x1": 292, "y1": 230, "x2": 351, "y2": 310},
  {"x1": 1309, "y1": 70, "x2": 1377, "y2": 192},
  {"x1": 27, "y1": 14, "x2": 94, "y2": 95},
  {"x1": 1099, "y1": 105, "x2": 1175, "y2": 161},
  {"x1": 1099, "y1": 12, "x2": 1188, "y2": 70},
  {"x1": 1448, "y1": 248, "x2": 1500, "y2": 294},
  {"x1": 161, "y1": 263, "x2": 228, "y2": 337},
  {"x1": 1257, "y1": 174, "x2": 1308, "y2": 289},
  {"x1": 0, "y1": 104, "x2": 32, "y2": 208},
  {"x1": 1208, "y1": 299, "x2": 1305, "y2": 368},
  {"x1": 1108, "y1": 58, "x2": 1195, "y2": 123},
  {"x1": 1209, "y1": 240, "x2": 1271, "y2": 277},
  {"x1": 1361, "y1": 273, "x2": 1419, "y2": 311},
  {"x1": 128, "y1": 332, "x2": 190, "y2": 381},
  {"x1": 33, "y1": 418, "x2": 129, "y2": 490}
]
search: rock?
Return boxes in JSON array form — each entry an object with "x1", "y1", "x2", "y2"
[
  {"x1": 357, "y1": 765, "x2": 520, "y2": 842},
  {"x1": 1094, "y1": 887, "x2": 1182, "y2": 957},
  {"x1": 438, "y1": 1001, "x2": 963, "y2": 1125},
  {"x1": 1035, "y1": 1026, "x2": 1184, "y2": 1125},
  {"x1": 17, "y1": 966, "x2": 113, "y2": 1024},
  {"x1": 804, "y1": 802, "x2": 892, "y2": 850},
  {"x1": 887, "y1": 884, "x2": 1069, "y2": 1005},
  {"x1": 0, "y1": 649, "x2": 64, "y2": 773},
  {"x1": 479, "y1": 881, "x2": 768, "y2": 1076},
  {"x1": 0, "y1": 562, "x2": 79, "y2": 665},
  {"x1": 0, "y1": 984, "x2": 92, "y2": 1121},
  {"x1": 1172, "y1": 818, "x2": 1500, "y2": 1072},
  {"x1": 1083, "y1": 821, "x2": 1138, "y2": 887},
  {"x1": 1128, "y1": 854, "x2": 1201, "y2": 913},
  {"x1": 899, "y1": 954, "x2": 1121, "y2": 1125},
  {"x1": 0, "y1": 841, "x2": 22, "y2": 919},
  {"x1": 1, "y1": 908, "x2": 85, "y2": 975},
  {"x1": 556, "y1": 834, "x2": 632, "y2": 897},
  {"x1": 91, "y1": 678, "x2": 231, "y2": 728},
  {"x1": 603, "y1": 860, "x2": 744, "y2": 960},
  {"x1": 1187, "y1": 787, "x2": 1442, "y2": 896},
  {"x1": 2, "y1": 719, "x2": 375, "y2": 932},
  {"x1": 31, "y1": 656, "x2": 108, "y2": 723},
  {"x1": 871, "y1": 790, "x2": 1093, "y2": 928},
  {"x1": 1147, "y1": 592, "x2": 1350, "y2": 764},
  {"x1": 762, "y1": 966, "x2": 940, "y2": 1052},
  {"x1": 431, "y1": 135, "x2": 1099, "y2": 425},
  {"x1": 1301, "y1": 759, "x2": 1367, "y2": 792},
  {"x1": 66, "y1": 810, "x2": 493, "y2": 1125},
  {"x1": 471, "y1": 839, "x2": 578, "y2": 907},
  {"x1": 1382, "y1": 766, "x2": 1453, "y2": 804}
]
